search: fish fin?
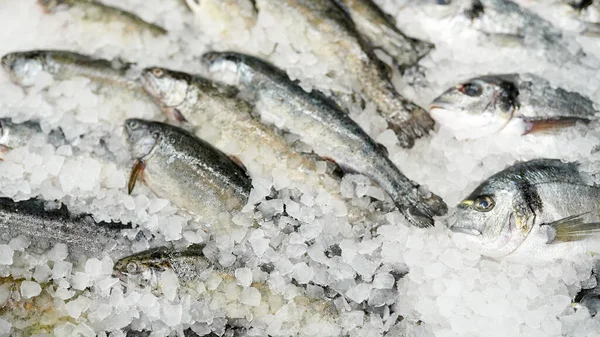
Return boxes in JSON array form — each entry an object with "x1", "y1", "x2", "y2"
[
  {"x1": 228, "y1": 155, "x2": 247, "y2": 172},
  {"x1": 542, "y1": 213, "x2": 600, "y2": 243},
  {"x1": 0, "y1": 144, "x2": 11, "y2": 160},
  {"x1": 523, "y1": 118, "x2": 587, "y2": 135},
  {"x1": 163, "y1": 106, "x2": 188, "y2": 123},
  {"x1": 128, "y1": 160, "x2": 145, "y2": 195},
  {"x1": 386, "y1": 105, "x2": 434, "y2": 148}
]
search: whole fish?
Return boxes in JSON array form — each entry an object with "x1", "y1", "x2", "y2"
[
  {"x1": 114, "y1": 245, "x2": 341, "y2": 336},
  {"x1": 139, "y1": 67, "x2": 340, "y2": 194},
  {"x1": 333, "y1": 0, "x2": 434, "y2": 71},
  {"x1": 0, "y1": 197, "x2": 134, "y2": 264},
  {"x1": 203, "y1": 52, "x2": 447, "y2": 228},
  {"x1": 450, "y1": 159, "x2": 600, "y2": 263},
  {"x1": 255, "y1": 0, "x2": 434, "y2": 148},
  {"x1": 38, "y1": 0, "x2": 167, "y2": 37},
  {"x1": 0, "y1": 118, "x2": 65, "y2": 159},
  {"x1": 430, "y1": 73, "x2": 597, "y2": 139},
  {"x1": 124, "y1": 119, "x2": 252, "y2": 227}
]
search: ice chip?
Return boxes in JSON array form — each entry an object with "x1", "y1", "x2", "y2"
[
  {"x1": 48, "y1": 243, "x2": 69, "y2": 261},
  {"x1": 346, "y1": 283, "x2": 371, "y2": 303},
  {"x1": 373, "y1": 273, "x2": 395, "y2": 289},
  {"x1": 293, "y1": 262, "x2": 314, "y2": 284},
  {"x1": 161, "y1": 302, "x2": 183, "y2": 326},
  {"x1": 20, "y1": 280, "x2": 42, "y2": 299},
  {"x1": 240, "y1": 287, "x2": 261, "y2": 306},
  {"x1": 0, "y1": 244, "x2": 14, "y2": 265},
  {"x1": 161, "y1": 269, "x2": 179, "y2": 301},
  {"x1": 66, "y1": 296, "x2": 91, "y2": 319},
  {"x1": 235, "y1": 267, "x2": 253, "y2": 287}
]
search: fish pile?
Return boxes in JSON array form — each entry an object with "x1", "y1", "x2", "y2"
[{"x1": 1, "y1": 0, "x2": 600, "y2": 336}]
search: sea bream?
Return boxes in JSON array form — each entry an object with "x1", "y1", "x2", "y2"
[
  {"x1": 449, "y1": 159, "x2": 600, "y2": 264},
  {"x1": 254, "y1": 0, "x2": 435, "y2": 148},
  {"x1": 124, "y1": 119, "x2": 252, "y2": 230},
  {"x1": 430, "y1": 73, "x2": 597, "y2": 139},
  {"x1": 139, "y1": 66, "x2": 340, "y2": 196},
  {"x1": 203, "y1": 52, "x2": 447, "y2": 228},
  {"x1": 333, "y1": 0, "x2": 434, "y2": 71}
]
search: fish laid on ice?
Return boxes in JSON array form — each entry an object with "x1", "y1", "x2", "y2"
[
  {"x1": 450, "y1": 159, "x2": 600, "y2": 263},
  {"x1": 333, "y1": 0, "x2": 434, "y2": 71},
  {"x1": 140, "y1": 67, "x2": 340, "y2": 195},
  {"x1": 38, "y1": 0, "x2": 167, "y2": 37},
  {"x1": 0, "y1": 118, "x2": 65, "y2": 159},
  {"x1": 203, "y1": 52, "x2": 447, "y2": 228},
  {"x1": 255, "y1": 0, "x2": 435, "y2": 148},
  {"x1": 124, "y1": 119, "x2": 251, "y2": 228},
  {"x1": 114, "y1": 244, "x2": 342, "y2": 336},
  {"x1": 430, "y1": 73, "x2": 597, "y2": 139},
  {"x1": 0, "y1": 197, "x2": 134, "y2": 264}
]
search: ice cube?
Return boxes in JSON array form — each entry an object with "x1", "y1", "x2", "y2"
[
  {"x1": 73, "y1": 322, "x2": 95, "y2": 337},
  {"x1": 72, "y1": 272, "x2": 91, "y2": 290},
  {"x1": 240, "y1": 287, "x2": 261, "y2": 306},
  {"x1": 161, "y1": 269, "x2": 179, "y2": 301},
  {"x1": 66, "y1": 296, "x2": 91, "y2": 319},
  {"x1": 235, "y1": 267, "x2": 253, "y2": 287},
  {"x1": 52, "y1": 261, "x2": 73, "y2": 279},
  {"x1": 32, "y1": 264, "x2": 52, "y2": 283},
  {"x1": 0, "y1": 318, "x2": 11, "y2": 335},
  {"x1": 373, "y1": 273, "x2": 395, "y2": 289},
  {"x1": 346, "y1": 283, "x2": 371, "y2": 303},
  {"x1": 9, "y1": 236, "x2": 30, "y2": 251},
  {"x1": 85, "y1": 258, "x2": 103, "y2": 278},
  {"x1": 0, "y1": 245, "x2": 14, "y2": 265},
  {"x1": 161, "y1": 302, "x2": 183, "y2": 326},
  {"x1": 48, "y1": 243, "x2": 69, "y2": 261},
  {"x1": 293, "y1": 262, "x2": 314, "y2": 284},
  {"x1": 20, "y1": 281, "x2": 42, "y2": 299}
]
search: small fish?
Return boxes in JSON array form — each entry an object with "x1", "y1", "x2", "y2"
[
  {"x1": 140, "y1": 67, "x2": 340, "y2": 194},
  {"x1": 203, "y1": 52, "x2": 447, "y2": 228},
  {"x1": 450, "y1": 159, "x2": 600, "y2": 263},
  {"x1": 333, "y1": 0, "x2": 435, "y2": 71},
  {"x1": 38, "y1": 0, "x2": 167, "y2": 37},
  {"x1": 430, "y1": 74, "x2": 597, "y2": 139},
  {"x1": 124, "y1": 119, "x2": 252, "y2": 227},
  {"x1": 0, "y1": 118, "x2": 65, "y2": 159},
  {"x1": 0, "y1": 197, "x2": 134, "y2": 264},
  {"x1": 255, "y1": 0, "x2": 435, "y2": 148}
]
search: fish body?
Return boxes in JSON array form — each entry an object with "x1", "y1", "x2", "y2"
[
  {"x1": 38, "y1": 0, "x2": 167, "y2": 37},
  {"x1": 124, "y1": 119, "x2": 251, "y2": 227},
  {"x1": 203, "y1": 52, "x2": 447, "y2": 227},
  {"x1": 430, "y1": 73, "x2": 597, "y2": 139},
  {"x1": 333, "y1": 0, "x2": 434, "y2": 70},
  {"x1": 0, "y1": 197, "x2": 133, "y2": 264},
  {"x1": 255, "y1": 0, "x2": 434, "y2": 148},
  {"x1": 140, "y1": 67, "x2": 340, "y2": 194},
  {"x1": 450, "y1": 159, "x2": 600, "y2": 263}
]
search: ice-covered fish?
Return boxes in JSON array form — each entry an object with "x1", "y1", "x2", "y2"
[
  {"x1": 0, "y1": 197, "x2": 134, "y2": 264},
  {"x1": 140, "y1": 67, "x2": 340, "y2": 194},
  {"x1": 0, "y1": 118, "x2": 65, "y2": 159},
  {"x1": 38, "y1": 0, "x2": 167, "y2": 37},
  {"x1": 114, "y1": 245, "x2": 341, "y2": 335},
  {"x1": 430, "y1": 73, "x2": 597, "y2": 139},
  {"x1": 449, "y1": 159, "x2": 600, "y2": 263},
  {"x1": 124, "y1": 119, "x2": 251, "y2": 228},
  {"x1": 255, "y1": 0, "x2": 434, "y2": 148},
  {"x1": 203, "y1": 52, "x2": 447, "y2": 228},
  {"x1": 333, "y1": 0, "x2": 434, "y2": 71}
]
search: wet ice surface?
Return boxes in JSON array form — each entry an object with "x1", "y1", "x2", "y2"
[{"x1": 2, "y1": 0, "x2": 600, "y2": 336}]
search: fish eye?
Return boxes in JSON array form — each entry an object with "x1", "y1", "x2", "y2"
[
  {"x1": 126, "y1": 261, "x2": 138, "y2": 274},
  {"x1": 458, "y1": 83, "x2": 482, "y2": 97},
  {"x1": 473, "y1": 195, "x2": 495, "y2": 212},
  {"x1": 152, "y1": 131, "x2": 160, "y2": 139},
  {"x1": 152, "y1": 68, "x2": 164, "y2": 78},
  {"x1": 127, "y1": 120, "x2": 139, "y2": 130}
]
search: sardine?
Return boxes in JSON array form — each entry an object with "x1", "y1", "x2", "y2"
[
  {"x1": 430, "y1": 73, "x2": 597, "y2": 139},
  {"x1": 450, "y1": 159, "x2": 600, "y2": 263},
  {"x1": 0, "y1": 118, "x2": 65, "y2": 159},
  {"x1": 124, "y1": 119, "x2": 252, "y2": 228},
  {"x1": 202, "y1": 52, "x2": 447, "y2": 228},
  {"x1": 0, "y1": 197, "x2": 134, "y2": 264},
  {"x1": 38, "y1": 0, "x2": 167, "y2": 37},
  {"x1": 333, "y1": 0, "x2": 434, "y2": 71},
  {"x1": 139, "y1": 67, "x2": 340, "y2": 195},
  {"x1": 254, "y1": 0, "x2": 435, "y2": 148}
]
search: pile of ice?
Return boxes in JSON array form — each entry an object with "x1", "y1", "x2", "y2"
[{"x1": 2, "y1": 0, "x2": 600, "y2": 336}]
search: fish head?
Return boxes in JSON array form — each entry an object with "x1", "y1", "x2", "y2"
[
  {"x1": 124, "y1": 119, "x2": 162, "y2": 159},
  {"x1": 1, "y1": 51, "x2": 49, "y2": 87},
  {"x1": 450, "y1": 174, "x2": 537, "y2": 258},
  {"x1": 141, "y1": 67, "x2": 191, "y2": 109},
  {"x1": 430, "y1": 76, "x2": 519, "y2": 139},
  {"x1": 114, "y1": 247, "x2": 172, "y2": 282}
]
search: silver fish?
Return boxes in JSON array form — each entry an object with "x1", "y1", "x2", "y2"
[
  {"x1": 124, "y1": 119, "x2": 251, "y2": 228},
  {"x1": 203, "y1": 52, "x2": 447, "y2": 228},
  {"x1": 255, "y1": 0, "x2": 434, "y2": 148},
  {"x1": 430, "y1": 73, "x2": 597, "y2": 139},
  {"x1": 333, "y1": 0, "x2": 434, "y2": 71},
  {"x1": 450, "y1": 159, "x2": 600, "y2": 263},
  {"x1": 0, "y1": 197, "x2": 134, "y2": 264},
  {"x1": 0, "y1": 118, "x2": 65, "y2": 159}
]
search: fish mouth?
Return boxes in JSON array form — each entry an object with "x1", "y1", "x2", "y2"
[{"x1": 449, "y1": 224, "x2": 482, "y2": 236}]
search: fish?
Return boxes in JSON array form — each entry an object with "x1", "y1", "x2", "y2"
[
  {"x1": 124, "y1": 119, "x2": 252, "y2": 228},
  {"x1": 333, "y1": 0, "x2": 435, "y2": 71},
  {"x1": 254, "y1": 0, "x2": 435, "y2": 148},
  {"x1": 37, "y1": 0, "x2": 167, "y2": 37},
  {"x1": 202, "y1": 52, "x2": 447, "y2": 228},
  {"x1": 114, "y1": 245, "x2": 340, "y2": 333},
  {"x1": 0, "y1": 197, "x2": 134, "y2": 264},
  {"x1": 449, "y1": 159, "x2": 600, "y2": 263},
  {"x1": 139, "y1": 66, "x2": 340, "y2": 195},
  {"x1": 0, "y1": 118, "x2": 65, "y2": 159},
  {"x1": 430, "y1": 73, "x2": 597, "y2": 139}
]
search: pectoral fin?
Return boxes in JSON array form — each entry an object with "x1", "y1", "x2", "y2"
[
  {"x1": 128, "y1": 160, "x2": 145, "y2": 195},
  {"x1": 542, "y1": 213, "x2": 600, "y2": 243},
  {"x1": 523, "y1": 118, "x2": 587, "y2": 135}
]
